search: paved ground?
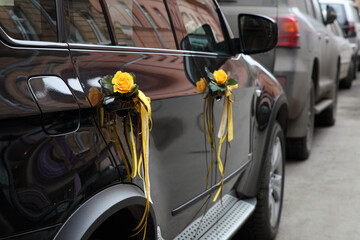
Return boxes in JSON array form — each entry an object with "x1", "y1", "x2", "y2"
[{"x1": 276, "y1": 78, "x2": 360, "y2": 240}]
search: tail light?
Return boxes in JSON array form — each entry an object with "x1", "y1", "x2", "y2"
[
  {"x1": 347, "y1": 24, "x2": 357, "y2": 37},
  {"x1": 277, "y1": 15, "x2": 300, "y2": 47}
]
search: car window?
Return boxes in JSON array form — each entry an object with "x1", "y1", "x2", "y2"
[
  {"x1": 325, "y1": 3, "x2": 346, "y2": 25},
  {"x1": 104, "y1": 0, "x2": 176, "y2": 49},
  {"x1": 66, "y1": 0, "x2": 111, "y2": 45},
  {"x1": 305, "y1": 0, "x2": 315, "y2": 17},
  {"x1": 296, "y1": 0, "x2": 308, "y2": 14},
  {"x1": 175, "y1": 0, "x2": 230, "y2": 54},
  {"x1": 0, "y1": 0, "x2": 57, "y2": 41},
  {"x1": 351, "y1": 6, "x2": 360, "y2": 23},
  {"x1": 217, "y1": 0, "x2": 276, "y2": 7},
  {"x1": 311, "y1": 0, "x2": 325, "y2": 23}
]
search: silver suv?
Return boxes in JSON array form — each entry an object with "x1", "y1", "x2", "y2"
[
  {"x1": 320, "y1": 0, "x2": 360, "y2": 71},
  {"x1": 220, "y1": 0, "x2": 340, "y2": 160}
]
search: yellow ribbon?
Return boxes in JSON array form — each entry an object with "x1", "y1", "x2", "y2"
[
  {"x1": 213, "y1": 87, "x2": 235, "y2": 202},
  {"x1": 132, "y1": 90, "x2": 152, "y2": 240}
]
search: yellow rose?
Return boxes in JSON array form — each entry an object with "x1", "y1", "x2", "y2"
[
  {"x1": 87, "y1": 87, "x2": 105, "y2": 106},
  {"x1": 112, "y1": 71, "x2": 136, "y2": 93},
  {"x1": 213, "y1": 69, "x2": 227, "y2": 85},
  {"x1": 196, "y1": 78, "x2": 207, "y2": 93}
]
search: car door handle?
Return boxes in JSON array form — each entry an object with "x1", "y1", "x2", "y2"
[
  {"x1": 317, "y1": 33, "x2": 322, "y2": 40},
  {"x1": 325, "y1": 36, "x2": 329, "y2": 43}
]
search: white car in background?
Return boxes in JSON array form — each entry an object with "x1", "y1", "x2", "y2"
[
  {"x1": 327, "y1": 19, "x2": 355, "y2": 88},
  {"x1": 320, "y1": 0, "x2": 360, "y2": 73}
]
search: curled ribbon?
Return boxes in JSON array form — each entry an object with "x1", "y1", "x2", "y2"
[{"x1": 213, "y1": 87, "x2": 235, "y2": 202}]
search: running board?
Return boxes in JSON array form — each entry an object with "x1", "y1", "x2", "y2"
[
  {"x1": 314, "y1": 99, "x2": 333, "y2": 114},
  {"x1": 174, "y1": 194, "x2": 256, "y2": 240}
]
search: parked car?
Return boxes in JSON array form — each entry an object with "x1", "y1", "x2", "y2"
[
  {"x1": 220, "y1": 0, "x2": 340, "y2": 160},
  {"x1": 327, "y1": 18, "x2": 356, "y2": 88},
  {"x1": 320, "y1": 0, "x2": 360, "y2": 72},
  {"x1": 0, "y1": 0, "x2": 287, "y2": 239}
]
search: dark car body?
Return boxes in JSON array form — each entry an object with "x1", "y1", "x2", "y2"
[{"x1": 0, "y1": 0, "x2": 287, "y2": 239}]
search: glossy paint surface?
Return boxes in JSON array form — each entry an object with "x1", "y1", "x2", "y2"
[
  {"x1": 0, "y1": 0, "x2": 285, "y2": 239},
  {"x1": 0, "y1": 42, "x2": 119, "y2": 238}
]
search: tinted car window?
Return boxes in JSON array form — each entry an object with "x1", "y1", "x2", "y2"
[
  {"x1": 217, "y1": 0, "x2": 276, "y2": 7},
  {"x1": 0, "y1": 0, "x2": 57, "y2": 41},
  {"x1": 351, "y1": 6, "x2": 360, "y2": 22},
  {"x1": 325, "y1": 3, "x2": 346, "y2": 25},
  {"x1": 67, "y1": 0, "x2": 111, "y2": 45},
  {"x1": 176, "y1": 0, "x2": 230, "y2": 54},
  {"x1": 305, "y1": 0, "x2": 315, "y2": 17},
  {"x1": 104, "y1": 0, "x2": 176, "y2": 49},
  {"x1": 296, "y1": 0, "x2": 308, "y2": 13}
]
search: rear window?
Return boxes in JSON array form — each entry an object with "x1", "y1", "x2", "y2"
[{"x1": 0, "y1": 0, "x2": 57, "y2": 41}]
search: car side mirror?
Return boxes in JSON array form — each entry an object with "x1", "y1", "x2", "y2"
[
  {"x1": 325, "y1": 5, "x2": 337, "y2": 25},
  {"x1": 236, "y1": 14, "x2": 278, "y2": 55}
]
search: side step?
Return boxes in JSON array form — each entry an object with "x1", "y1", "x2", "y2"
[{"x1": 174, "y1": 194, "x2": 256, "y2": 240}]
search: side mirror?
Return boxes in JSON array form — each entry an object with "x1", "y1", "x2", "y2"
[
  {"x1": 237, "y1": 14, "x2": 278, "y2": 55},
  {"x1": 325, "y1": 5, "x2": 337, "y2": 25}
]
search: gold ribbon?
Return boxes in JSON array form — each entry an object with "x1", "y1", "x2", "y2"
[
  {"x1": 132, "y1": 90, "x2": 152, "y2": 240},
  {"x1": 100, "y1": 90, "x2": 151, "y2": 240},
  {"x1": 213, "y1": 87, "x2": 235, "y2": 202}
]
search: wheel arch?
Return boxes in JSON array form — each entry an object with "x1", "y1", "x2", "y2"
[
  {"x1": 53, "y1": 184, "x2": 156, "y2": 240},
  {"x1": 236, "y1": 92, "x2": 288, "y2": 197}
]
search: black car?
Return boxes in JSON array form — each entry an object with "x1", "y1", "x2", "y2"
[{"x1": 0, "y1": 0, "x2": 287, "y2": 239}]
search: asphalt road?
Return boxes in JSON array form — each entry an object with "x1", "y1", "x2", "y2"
[{"x1": 276, "y1": 78, "x2": 360, "y2": 240}]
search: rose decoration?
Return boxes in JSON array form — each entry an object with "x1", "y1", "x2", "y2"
[
  {"x1": 96, "y1": 70, "x2": 151, "y2": 240},
  {"x1": 196, "y1": 67, "x2": 238, "y2": 202}
]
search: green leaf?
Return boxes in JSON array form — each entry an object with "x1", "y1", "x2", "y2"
[
  {"x1": 128, "y1": 84, "x2": 139, "y2": 97},
  {"x1": 130, "y1": 72, "x2": 136, "y2": 83},
  {"x1": 209, "y1": 81, "x2": 220, "y2": 92},
  {"x1": 100, "y1": 75, "x2": 114, "y2": 94},
  {"x1": 205, "y1": 67, "x2": 214, "y2": 81},
  {"x1": 209, "y1": 81, "x2": 226, "y2": 93},
  {"x1": 227, "y1": 78, "x2": 238, "y2": 86}
]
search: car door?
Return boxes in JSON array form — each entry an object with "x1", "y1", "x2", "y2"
[
  {"x1": 172, "y1": 0, "x2": 254, "y2": 181},
  {"x1": 0, "y1": 1, "x2": 117, "y2": 239},
  {"x1": 64, "y1": 0, "x2": 221, "y2": 238},
  {"x1": 309, "y1": 0, "x2": 338, "y2": 98}
]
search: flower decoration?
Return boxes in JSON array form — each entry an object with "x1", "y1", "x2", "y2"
[
  {"x1": 198, "y1": 67, "x2": 238, "y2": 95},
  {"x1": 196, "y1": 77, "x2": 207, "y2": 93},
  {"x1": 87, "y1": 87, "x2": 105, "y2": 106},
  {"x1": 96, "y1": 70, "x2": 151, "y2": 240},
  {"x1": 196, "y1": 68, "x2": 238, "y2": 202}
]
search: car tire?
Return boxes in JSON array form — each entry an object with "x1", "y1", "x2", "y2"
[
  {"x1": 286, "y1": 82, "x2": 315, "y2": 160},
  {"x1": 241, "y1": 122, "x2": 285, "y2": 240}
]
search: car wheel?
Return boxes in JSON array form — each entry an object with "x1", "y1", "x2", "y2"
[
  {"x1": 340, "y1": 58, "x2": 354, "y2": 89},
  {"x1": 316, "y1": 67, "x2": 339, "y2": 127},
  {"x1": 286, "y1": 82, "x2": 315, "y2": 160},
  {"x1": 241, "y1": 122, "x2": 285, "y2": 240}
]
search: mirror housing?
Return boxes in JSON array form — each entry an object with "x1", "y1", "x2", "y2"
[
  {"x1": 325, "y1": 5, "x2": 337, "y2": 25},
  {"x1": 235, "y1": 14, "x2": 278, "y2": 55}
]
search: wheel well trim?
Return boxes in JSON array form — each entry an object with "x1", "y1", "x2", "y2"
[
  {"x1": 253, "y1": 93, "x2": 288, "y2": 195},
  {"x1": 53, "y1": 183, "x2": 156, "y2": 240}
]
